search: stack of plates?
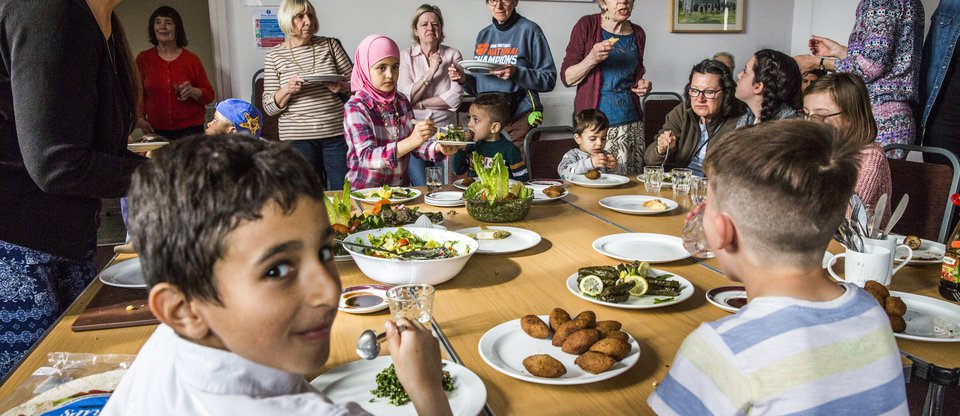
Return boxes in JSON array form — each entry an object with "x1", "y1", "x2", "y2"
[{"x1": 424, "y1": 190, "x2": 464, "y2": 207}]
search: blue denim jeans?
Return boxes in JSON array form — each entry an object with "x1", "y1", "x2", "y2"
[{"x1": 289, "y1": 136, "x2": 348, "y2": 190}]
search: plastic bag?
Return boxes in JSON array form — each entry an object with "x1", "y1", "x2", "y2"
[{"x1": 0, "y1": 352, "x2": 134, "y2": 415}]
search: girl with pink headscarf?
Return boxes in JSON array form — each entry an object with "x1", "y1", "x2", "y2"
[{"x1": 344, "y1": 34, "x2": 457, "y2": 190}]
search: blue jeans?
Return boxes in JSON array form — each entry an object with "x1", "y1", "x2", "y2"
[{"x1": 289, "y1": 136, "x2": 348, "y2": 190}]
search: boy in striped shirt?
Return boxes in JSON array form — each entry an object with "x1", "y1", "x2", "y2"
[{"x1": 648, "y1": 120, "x2": 907, "y2": 415}]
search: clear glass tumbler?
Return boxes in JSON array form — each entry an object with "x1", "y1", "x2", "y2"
[
  {"x1": 425, "y1": 166, "x2": 443, "y2": 191},
  {"x1": 690, "y1": 176, "x2": 708, "y2": 205},
  {"x1": 672, "y1": 168, "x2": 692, "y2": 194},
  {"x1": 682, "y1": 208, "x2": 715, "y2": 258},
  {"x1": 386, "y1": 284, "x2": 435, "y2": 325},
  {"x1": 643, "y1": 166, "x2": 664, "y2": 193}
]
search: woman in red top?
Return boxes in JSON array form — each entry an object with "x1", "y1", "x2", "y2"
[{"x1": 136, "y1": 6, "x2": 214, "y2": 140}]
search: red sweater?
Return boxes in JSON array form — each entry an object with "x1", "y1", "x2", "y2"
[
  {"x1": 560, "y1": 14, "x2": 646, "y2": 118},
  {"x1": 136, "y1": 48, "x2": 214, "y2": 131}
]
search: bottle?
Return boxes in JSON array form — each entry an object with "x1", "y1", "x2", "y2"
[{"x1": 939, "y1": 194, "x2": 960, "y2": 302}]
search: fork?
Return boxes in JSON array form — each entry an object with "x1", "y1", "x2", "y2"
[{"x1": 335, "y1": 239, "x2": 446, "y2": 259}]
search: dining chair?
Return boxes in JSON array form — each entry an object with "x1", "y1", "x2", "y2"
[
  {"x1": 523, "y1": 125, "x2": 577, "y2": 180},
  {"x1": 641, "y1": 92, "x2": 683, "y2": 152},
  {"x1": 883, "y1": 144, "x2": 960, "y2": 243},
  {"x1": 902, "y1": 350, "x2": 960, "y2": 415},
  {"x1": 251, "y1": 69, "x2": 281, "y2": 142}
]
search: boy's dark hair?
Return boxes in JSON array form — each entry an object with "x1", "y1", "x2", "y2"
[
  {"x1": 472, "y1": 93, "x2": 511, "y2": 125},
  {"x1": 127, "y1": 134, "x2": 325, "y2": 304},
  {"x1": 752, "y1": 49, "x2": 802, "y2": 122},
  {"x1": 148, "y1": 6, "x2": 188, "y2": 48},
  {"x1": 573, "y1": 109, "x2": 609, "y2": 136},
  {"x1": 703, "y1": 120, "x2": 859, "y2": 264}
]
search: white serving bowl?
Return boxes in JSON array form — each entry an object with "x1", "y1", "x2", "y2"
[{"x1": 344, "y1": 227, "x2": 478, "y2": 285}]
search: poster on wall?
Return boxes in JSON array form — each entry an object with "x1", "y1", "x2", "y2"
[
  {"x1": 254, "y1": 8, "x2": 284, "y2": 48},
  {"x1": 671, "y1": 0, "x2": 745, "y2": 33}
]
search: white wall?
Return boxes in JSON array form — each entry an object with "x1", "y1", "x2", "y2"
[
  {"x1": 213, "y1": 0, "x2": 797, "y2": 125},
  {"x1": 791, "y1": 0, "x2": 940, "y2": 55}
]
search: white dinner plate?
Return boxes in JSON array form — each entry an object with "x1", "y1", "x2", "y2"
[
  {"x1": 592, "y1": 233, "x2": 690, "y2": 263},
  {"x1": 529, "y1": 179, "x2": 564, "y2": 187},
  {"x1": 478, "y1": 315, "x2": 640, "y2": 385},
  {"x1": 636, "y1": 174, "x2": 673, "y2": 188},
  {"x1": 526, "y1": 183, "x2": 568, "y2": 203},
  {"x1": 424, "y1": 191, "x2": 465, "y2": 207},
  {"x1": 338, "y1": 284, "x2": 390, "y2": 314},
  {"x1": 706, "y1": 286, "x2": 748, "y2": 313},
  {"x1": 458, "y1": 60, "x2": 504, "y2": 75},
  {"x1": 436, "y1": 140, "x2": 472, "y2": 147},
  {"x1": 127, "y1": 141, "x2": 169, "y2": 153},
  {"x1": 892, "y1": 234, "x2": 945, "y2": 264},
  {"x1": 566, "y1": 174, "x2": 630, "y2": 188},
  {"x1": 98, "y1": 258, "x2": 147, "y2": 289},
  {"x1": 301, "y1": 74, "x2": 346, "y2": 83},
  {"x1": 311, "y1": 356, "x2": 487, "y2": 415},
  {"x1": 454, "y1": 226, "x2": 541, "y2": 254},
  {"x1": 565, "y1": 271, "x2": 694, "y2": 309},
  {"x1": 890, "y1": 291, "x2": 960, "y2": 342},
  {"x1": 351, "y1": 187, "x2": 421, "y2": 204},
  {"x1": 599, "y1": 195, "x2": 679, "y2": 215},
  {"x1": 453, "y1": 178, "x2": 520, "y2": 190}
]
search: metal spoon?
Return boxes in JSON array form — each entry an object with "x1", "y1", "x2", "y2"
[{"x1": 356, "y1": 329, "x2": 387, "y2": 360}]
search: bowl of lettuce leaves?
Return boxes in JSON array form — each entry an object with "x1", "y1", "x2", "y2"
[{"x1": 463, "y1": 152, "x2": 534, "y2": 223}]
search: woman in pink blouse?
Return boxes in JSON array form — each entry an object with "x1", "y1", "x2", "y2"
[
  {"x1": 803, "y1": 73, "x2": 893, "y2": 223},
  {"x1": 344, "y1": 35, "x2": 458, "y2": 190},
  {"x1": 398, "y1": 4, "x2": 463, "y2": 186}
]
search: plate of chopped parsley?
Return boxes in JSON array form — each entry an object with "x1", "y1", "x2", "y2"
[{"x1": 311, "y1": 356, "x2": 486, "y2": 415}]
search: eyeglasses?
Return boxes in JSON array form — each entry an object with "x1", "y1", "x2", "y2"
[
  {"x1": 687, "y1": 88, "x2": 722, "y2": 99},
  {"x1": 486, "y1": 0, "x2": 510, "y2": 5},
  {"x1": 804, "y1": 111, "x2": 842, "y2": 122}
]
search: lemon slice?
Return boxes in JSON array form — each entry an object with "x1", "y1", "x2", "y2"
[
  {"x1": 623, "y1": 275, "x2": 649, "y2": 296},
  {"x1": 578, "y1": 275, "x2": 604, "y2": 297}
]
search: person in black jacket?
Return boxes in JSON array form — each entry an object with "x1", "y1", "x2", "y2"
[{"x1": 0, "y1": 0, "x2": 143, "y2": 379}]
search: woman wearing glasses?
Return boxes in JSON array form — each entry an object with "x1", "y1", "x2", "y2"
[
  {"x1": 643, "y1": 59, "x2": 744, "y2": 174},
  {"x1": 561, "y1": 0, "x2": 653, "y2": 174},
  {"x1": 804, "y1": 72, "x2": 892, "y2": 221}
]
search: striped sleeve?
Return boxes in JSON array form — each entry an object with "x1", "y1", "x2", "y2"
[{"x1": 262, "y1": 49, "x2": 284, "y2": 116}]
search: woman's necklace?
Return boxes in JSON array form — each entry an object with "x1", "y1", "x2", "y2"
[
  {"x1": 376, "y1": 100, "x2": 402, "y2": 140},
  {"x1": 287, "y1": 39, "x2": 316, "y2": 74}
]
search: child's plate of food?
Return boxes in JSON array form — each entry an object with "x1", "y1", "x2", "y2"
[
  {"x1": 592, "y1": 233, "x2": 690, "y2": 263},
  {"x1": 886, "y1": 291, "x2": 960, "y2": 342},
  {"x1": 566, "y1": 173, "x2": 630, "y2": 188},
  {"x1": 478, "y1": 314, "x2": 640, "y2": 385},
  {"x1": 338, "y1": 284, "x2": 390, "y2": 314},
  {"x1": 527, "y1": 184, "x2": 568, "y2": 203},
  {"x1": 127, "y1": 134, "x2": 169, "y2": 153},
  {"x1": 424, "y1": 191, "x2": 465, "y2": 207},
  {"x1": 636, "y1": 173, "x2": 674, "y2": 188},
  {"x1": 455, "y1": 226, "x2": 541, "y2": 254},
  {"x1": 301, "y1": 73, "x2": 346, "y2": 83},
  {"x1": 599, "y1": 195, "x2": 678, "y2": 215},
  {"x1": 892, "y1": 234, "x2": 945, "y2": 264},
  {"x1": 98, "y1": 258, "x2": 147, "y2": 289},
  {"x1": 311, "y1": 355, "x2": 487, "y2": 416},
  {"x1": 435, "y1": 126, "x2": 472, "y2": 146},
  {"x1": 453, "y1": 178, "x2": 520, "y2": 190},
  {"x1": 566, "y1": 266, "x2": 693, "y2": 309},
  {"x1": 351, "y1": 186, "x2": 421, "y2": 204},
  {"x1": 458, "y1": 60, "x2": 505, "y2": 75},
  {"x1": 706, "y1": 286, "x2": 748, "y2": 313}
]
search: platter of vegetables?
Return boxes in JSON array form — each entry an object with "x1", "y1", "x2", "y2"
[
  {"x1": 463, "y1": 152, "x2": 534, "y2": 223},
  {"x1": 351, "y1": 185, "x2": 421, "y2": 204},
  {"x1": 565, "y1": 260, "x2": 694, "y2": 309}
]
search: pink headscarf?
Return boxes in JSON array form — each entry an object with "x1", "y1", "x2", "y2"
[{"x1": 351, "y1": 34, "x2": 400, "y2": 105}]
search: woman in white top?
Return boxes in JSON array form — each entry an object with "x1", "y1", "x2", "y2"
[{"x1": 398, "y1": 4, "x2": 464, "y2": 186}]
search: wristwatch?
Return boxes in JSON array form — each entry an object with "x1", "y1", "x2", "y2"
[{"x1": 818, "y1": 57, "x2": 825, "y2": 71}]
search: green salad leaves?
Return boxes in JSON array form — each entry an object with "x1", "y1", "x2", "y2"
[{"x1": 463, "y1": 152, "x2": 533, "y2": 202}]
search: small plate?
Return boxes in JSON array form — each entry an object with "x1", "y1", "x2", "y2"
[
  {"x1": 706, "y1": 286, "x2": 748, "y2": 313},
  {"x1": 436, "y1": 140, "x2": 472, "y2": 147},
  {"x1": 454, "y1": 226, "x2": 541, "y2": 254},
  {"x1": 599, "y1": 195, "x2": 678, "y2": 215},
  {"x1": 453, "y1": 178, "x2": 520, "y2": 190},
  {"x1": 478, "y1": 315, "x2": 640, "y2": 385},
  {"x1": 890, "y1": 291, "x2": 960, "y2": 342},
  {"x1": 98, "y1": 258, "x2": 147, "y2": 289},
  {"x1": 352, "y1": 187, "x2": 421, "y2": 204},
  {"x1": 425, "y1": 191, "x2": 465, "y2": 207},
  {"x1": 565, "y1": 271, "x2": 694, "y2": 309},
  {"x1": 338, "y1": 284, "x2": 390, "y2": 314},
  {"x1": 128, "y1": 141, "x2": 169, "y2": 153},
  {"x1": 458, "y1": 60, "x2": 504, "y2": 76},
  {"x1": 301, "y1": 74, "x2": 346, "y2": 83},
  {"x1": 892, "y1": 234, "x2": 945, "y2": 264},
  {"x1": 566, "y1": 174, "x2": 630, "y2": 188},
  {"x1": 529, "y1": 179, "x2": 563, "y2": 187},
  {"x1": 335, "y1": 253, "x2": 353, "y2": 262},
  {"x1": 592, "y1": 233, "x2": 690, "y2": 263},
  {"x1": 311, "y1": 356, "x2": 487, "y2": 415},
  {"x1": 526, "y1": 183, "x2": 568, "y2": 203},
  {"x1": 636, "y1": 174, "x2": 673, "y2": 188}
]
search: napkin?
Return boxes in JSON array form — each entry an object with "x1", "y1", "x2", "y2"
[{"x1": 413, "y1": 214, "x2": 447, "y2": 231}]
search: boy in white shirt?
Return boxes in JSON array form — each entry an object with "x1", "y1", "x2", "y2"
[
  {"x1": 648, "y1": 121, "x2": 907, "y2": 415},
  {"x1": 102, "y1": 135, "x2": 452, "y2": 416},
  {"x1": 558, "y1": 109, "x2": 624, "y2": 179}
]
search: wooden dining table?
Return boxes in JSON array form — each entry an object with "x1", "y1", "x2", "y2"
[{"x1": 1, "y1": 178, "x2": 956, "y2": 415}]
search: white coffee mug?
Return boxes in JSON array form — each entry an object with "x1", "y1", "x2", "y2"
[
  {"x1": 827, "y1": 245, "x2": 907, "y2": 287},
  {"x1": 862, "y1": 235, "x2": 913, "y2": 271}
]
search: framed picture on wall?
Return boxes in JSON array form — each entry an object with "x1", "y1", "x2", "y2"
[{"x1": 671, "y1": 0, "x2": 745, "y2": 33}]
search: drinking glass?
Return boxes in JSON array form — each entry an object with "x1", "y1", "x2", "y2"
[
  {"x1": 425, "y1": 166, "x2": 443, "y2": 191},
  {"x1": 643, "y1": 166, "x2": 664, "y2": 193},
  {"x1": 690, "y1": 176, "x2": 708, "y2": 205},
  {"x1": 682, "y1": 208, "x2": 715, "y2": 258},
  {"x1": 672, "y1": 168, "x2": 692, "y2": 195},
  {"x1": 386, "y1": 284, "x2": 435, "y2": 325}
]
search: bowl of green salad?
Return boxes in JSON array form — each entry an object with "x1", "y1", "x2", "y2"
[
  {"x1": 343, "y1": 227, "x2": 478, "y2": 285},
  {"x1": 462, "y1": 152, "x2": 534, "y2": 223}
]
